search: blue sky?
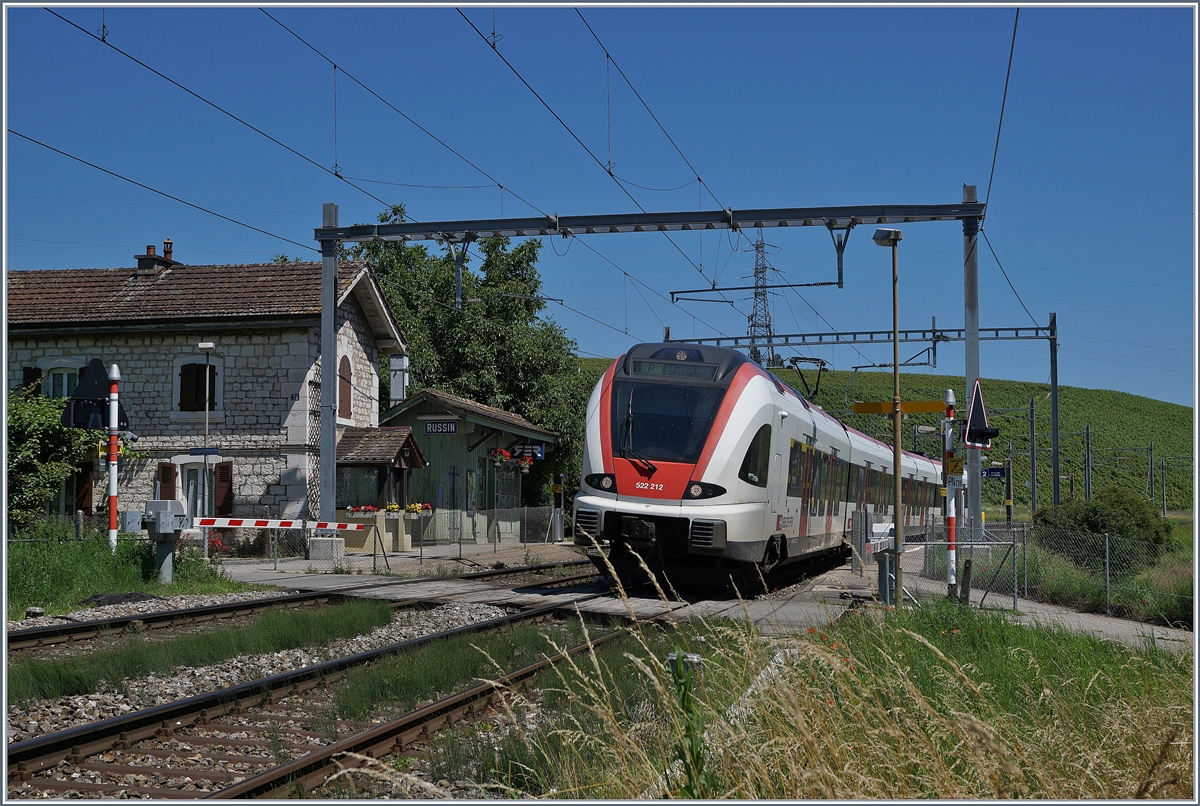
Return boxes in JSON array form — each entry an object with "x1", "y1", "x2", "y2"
[{"x1": 4, "y1": 4, "x2": 1195, "y2": 406}]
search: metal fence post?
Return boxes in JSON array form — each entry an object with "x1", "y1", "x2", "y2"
[
  {"x1": 1022, "y1": 524, "x2": 1027, "y2": 599},
  {"x1": 76, "y1": 510, "x2": 84, "y2": 542},
  {"x1": 1104, "y1": 533, "x2": 1110, "y2": 616},
  {"x1": 1012, "y1": 527, "x2": 1018, "y2": 610}
]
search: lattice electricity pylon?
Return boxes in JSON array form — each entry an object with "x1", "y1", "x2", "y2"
[{"x1": 747, "y1": 229, "x2": 776, "y2": 366}]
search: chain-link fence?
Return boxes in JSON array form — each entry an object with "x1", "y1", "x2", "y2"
[
  {"x1": 6, "y1": 513, "x2": 113, "y2": 543},
  {"x1": 204, "y1": 506, "x2": 561, "y2": 574},
  {"x1": 912, "y1": 523, "x2": 1192, "y2": 628}
]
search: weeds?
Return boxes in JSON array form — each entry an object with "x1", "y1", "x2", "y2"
[
  {"x1": 7, "y1": 599, "x2": 394, "y2": 704},
  {"x1": 399, "y1": 598, "x2": 1192, "y2": 799},
  {"x1": 7, "y1": 523, "x2": 257, "y2": 615}
]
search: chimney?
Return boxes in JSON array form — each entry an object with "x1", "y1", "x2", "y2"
[{"x1": 134, "y1": 242, "x2": 175, "y2": 278}]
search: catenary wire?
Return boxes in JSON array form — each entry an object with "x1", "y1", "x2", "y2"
[
  {"x1": 341, "y1": 176, "x2": 495, "y2": 189},
  {"x1": 985, "y1": 8, "x2": 1020, "y2": 210},
  {"x1": 575, "y1": 8, "x2": 725, "y2": 212},
  {"x1": 262, "y1": 6, "x2": 711, "y2": 336},
  {"x1": 458, "y1": 8, "x2": 741, "y2": 310},
  {"x1": 260, "y1": 7, "x2": 548, "y2": 219},
  {"x1": 981, "y1": 229, "x2": 1040, "y2": 327},
  {"x1": 9, "y1": 130, "x2": 318, "y2": 254},
  {"x1": 45, "y1": 9, "x2": 395, "y2": 213}
]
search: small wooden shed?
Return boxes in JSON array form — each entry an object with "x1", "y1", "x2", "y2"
[{"x1": 380, "y1": 389, "x2": 556, "y2": 536}]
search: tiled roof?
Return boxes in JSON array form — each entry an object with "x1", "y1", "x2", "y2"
[
  {"x1": 336, "y1": 426, "x2": 426, "y2": 467},
  {"x1": 387, "y1": 388, "x2": 557, "y2": 441},
  {"x1": 6, "y1": 261, "x2": 363, "y2": 325}
]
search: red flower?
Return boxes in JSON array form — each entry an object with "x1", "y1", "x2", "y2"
[{"x1": 806, "y1": 627, "x2": 816, "y2": 634}]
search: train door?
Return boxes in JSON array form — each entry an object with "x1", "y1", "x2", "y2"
[{"x1": 768, "y1": 452, "x2": 784, "y2": 516}]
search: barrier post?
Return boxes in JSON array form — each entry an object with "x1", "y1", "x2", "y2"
[
  {"x1": 943, "y1": 389, "x2": 957, "y2": 598},
  {"x1": 106, "y1": 364, "x2": 121, "y2": 552}
]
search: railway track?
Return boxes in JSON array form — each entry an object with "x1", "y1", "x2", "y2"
[
  {"x1": 6, "y1": 559, "x2": 595, "y2": 653},
  {"x1": 7, "y1": 594, "x2": 613, "y2": 799}
]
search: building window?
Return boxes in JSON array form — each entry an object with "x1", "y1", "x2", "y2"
[
  {"x1": 46, "y1": 368, "x2": 81, "y2": 399},
  {"x1": 336, "y1": 466, "x2": 382, "y2": 509},
  {"x1": 179, "y1": 363, "x2": 217, "y2": 411},
  {"x1": 338, "y1": 355, "x2": 352, "y2": 420}
]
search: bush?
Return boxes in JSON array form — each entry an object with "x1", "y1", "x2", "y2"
[{"x1": 1034, "y1": 486, "x2": 1172, "y2": 544}]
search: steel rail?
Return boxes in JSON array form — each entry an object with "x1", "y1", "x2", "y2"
[
  {"x1": 6, "y1": 559, "x2": 593, "y2": 652},
  {"x1": 6, "y1": 593, "x2": 609, "y2": 779},
  {"x1": 205, "y1": 629, "x2": 623, "y2": 798}
]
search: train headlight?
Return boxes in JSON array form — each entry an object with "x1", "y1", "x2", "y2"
[
  {"x1": 584, "y1": 473, "x2": 617, "y2": 492},
  {"x1": 683, "y1": 481, "x2": 726, "y2": 500}
]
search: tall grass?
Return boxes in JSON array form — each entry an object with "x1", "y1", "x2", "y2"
[
  {"x1": 419, "y1": 600, "x2": 1192, "y2": 799},
  {"x1": 6, "y1": 519, "x2": 255, "y2": 616},
  {"x1": 333, "y1": 619, "x2": 588, "y2": 721},
  {"x1": 7, "y1": 599, "x2": 394, "y2": 704}
]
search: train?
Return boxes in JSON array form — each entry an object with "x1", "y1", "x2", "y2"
[{"x1": 572, "y1": 342, "x2": 944, "y2": 588}]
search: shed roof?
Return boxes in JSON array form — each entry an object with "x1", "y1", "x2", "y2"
[
  {"x1": 336, "y1": 426, "x2": 427, "y2": 468},
  {"x1": 381, "y1": 388, "x2": 557, "y2": 443}
]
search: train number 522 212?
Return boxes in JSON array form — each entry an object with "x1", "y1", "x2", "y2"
[{"x1": 635, "y1": 482, "x2": 664, "y2": 491}]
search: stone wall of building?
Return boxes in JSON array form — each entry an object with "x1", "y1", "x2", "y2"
[
  {"x1": 8, "y1": 285, "x2": 390, "y2": 524},
  {"x1": 9, "y1": 327, "x2": 317, "y2": 520}
]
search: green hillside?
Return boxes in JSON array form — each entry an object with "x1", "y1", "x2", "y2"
[{"x1": 574, "y1": 356, "x2": 1193, "y2": 512}]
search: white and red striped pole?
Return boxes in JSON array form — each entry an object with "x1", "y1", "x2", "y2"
[
  {"x1": 107, "y1": 364, "x2": 121, "y2": 552},
  {"x1": 944, "y1": 390, "x2": 956, "y2": 593}
]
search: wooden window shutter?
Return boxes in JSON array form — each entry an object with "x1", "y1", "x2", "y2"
[
  {"x1": 214, "y1": 461, "x2": 234, "y2": 516},
  {"x1": 22, "y1": 367, "x2": 42, "y2": 394},
  {"x1": 156, "y1": 462, "x2": 177, "y2": 500},
  {"x1": 179, "y1": 365, "x2": 198, "y2": 411},
  {"x1": 73, "y1": 465, "x2": 94, "y2": 514},
  {"x1": 338, "y1": 355, "x2": 352, "y2": 419}
]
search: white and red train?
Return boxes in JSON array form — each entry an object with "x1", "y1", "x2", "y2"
[{"x1": 572, "y1": 343, "x2": 943, "y2": 586}]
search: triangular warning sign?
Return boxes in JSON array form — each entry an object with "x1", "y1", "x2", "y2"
[
  {"x1": 60, "y1": 358, "x2": 129, "y2": 431},
  {"x1": 963, "y1": 378, "x2": 998, "y2": 449}
]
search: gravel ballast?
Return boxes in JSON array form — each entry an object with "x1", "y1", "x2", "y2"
[{"x1": 7, "y1": 598, "x2": 508, "y2": 745}]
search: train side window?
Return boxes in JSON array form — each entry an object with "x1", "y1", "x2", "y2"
[
  {"x1": 787, "y1": 441, "x2": 804, "y2": 497},
  {"x1": 738, "y1": 425, "x2": 771, "y2": 487}
]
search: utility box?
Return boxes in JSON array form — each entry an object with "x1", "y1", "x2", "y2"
[
  {"x1": 119, "y1": 510, "x2": 144, "y2": 533},
  {"x1": 132, "y1": 499, "x2": 189, "y2": 584},
  {"x1": 308, "y1": 537, "x2": 345, "y2": 563}
]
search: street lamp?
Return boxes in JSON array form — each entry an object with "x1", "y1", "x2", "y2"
[
  {"x1": 914, "y1": 424, "x2": 936, "y2": 453},
  {"x1": 873, "y1": 227, "x2": 903, "y2": 604},
  {"x1": 198, "y1": 341, "x2": 215, "y2": 558}
]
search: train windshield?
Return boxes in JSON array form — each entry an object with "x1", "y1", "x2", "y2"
[{"x1": 612, "y1": 381, "x2": 726, "y2": 464}]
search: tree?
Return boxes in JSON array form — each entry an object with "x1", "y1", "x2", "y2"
[
  {"x1": 6, "y1": 388, "x2": 94, "y2": 525},
  {"x1": 1034, "y1": 486, "x2": 1173, "y2": 544},
  {"x1": 352, "y1": 205, "x2": 590, "y2": 505}
]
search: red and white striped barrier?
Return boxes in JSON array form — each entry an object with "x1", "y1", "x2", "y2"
[{"x1": 194, "y1": 518, "x2": 366, "y2": 532}]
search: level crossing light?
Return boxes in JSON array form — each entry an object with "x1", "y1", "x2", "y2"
[{"x1": 872, "y1": 228, "x2": 904, "y2": 604}]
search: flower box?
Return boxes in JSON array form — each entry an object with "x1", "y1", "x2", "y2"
[
  {"x1": 385, "y1": 512, "x2": 401, "y2": 520},
  {"x1": 403, "y1": 512, "x2": 419, "y2": 521}
]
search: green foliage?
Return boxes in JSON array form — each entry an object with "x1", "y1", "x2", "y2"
[
  {"x1": 1033, "y1": 486, "x2": 1173, "y2": 544},
  {"x1": 6, "y1": 520, "x2": 253, "y2": 615},
  {"x1": 353, "y1": 204, "x2": 591, "y2": 506},
  {"x1": 6, "y1": 599, "x2": 394, "y2": 704},
  {"x1": 335, "y1": 619, "x2": 584, "y2": 721},
  {"x1": 6, "y1": 388, "x2": 93, "y2": 524},
  {"x1": 769, "y1": 366, "x2": 1193, "y2": 511},
  {"x1": 670, "y1": 646, "x2": 716, "y2": 798}
]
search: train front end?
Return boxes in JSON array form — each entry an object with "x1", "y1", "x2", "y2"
[{"x1": 572, "y1": 343, "x2": 773, "y2": 585}]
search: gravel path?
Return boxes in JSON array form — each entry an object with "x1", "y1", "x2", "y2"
[{"x1": 7, "y1": 600, "x2": 508, "y2": 745}]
